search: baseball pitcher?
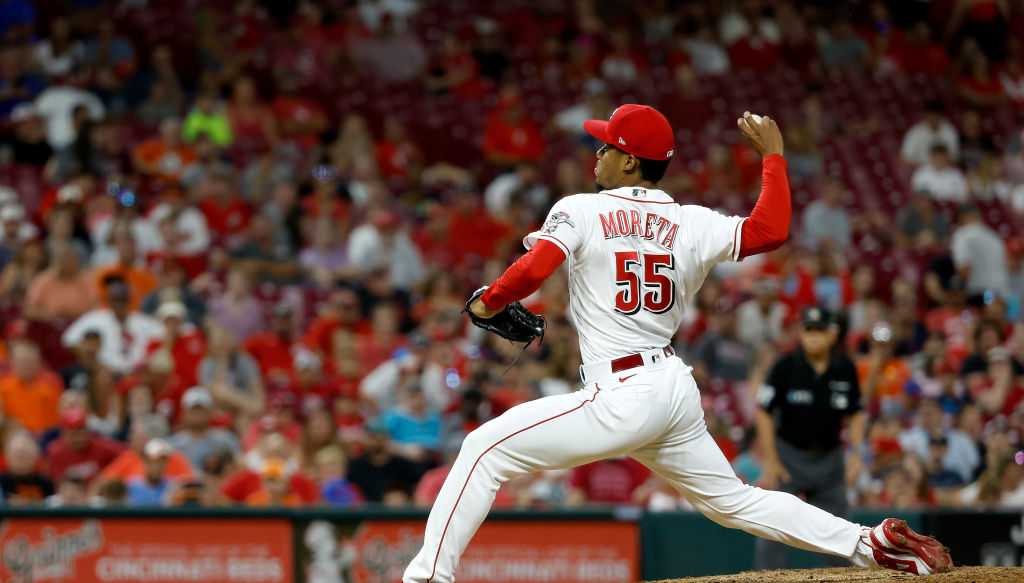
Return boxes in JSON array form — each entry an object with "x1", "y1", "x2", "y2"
[{"x1": 403, "y1": 107, "x2": 952, "y2": 582}]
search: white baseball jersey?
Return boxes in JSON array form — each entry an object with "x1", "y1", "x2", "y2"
[
  {"x1": 406, "y1": 182, "x2": 878, "y2": 583},
  {"x1": 524, "y1": 186, "x2": 745, "y2": 364}
]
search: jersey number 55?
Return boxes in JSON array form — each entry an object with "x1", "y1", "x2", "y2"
[{"x1": 613, "y1": 251, "x2": 676, "y2": 315}]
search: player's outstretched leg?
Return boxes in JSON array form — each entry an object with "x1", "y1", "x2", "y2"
[
  {"x1": 631, "y1": 373, "x2": 952, "y2": 575},
  {"x1": 404, "y1": 380, "x2": 673, "y2": 583}
]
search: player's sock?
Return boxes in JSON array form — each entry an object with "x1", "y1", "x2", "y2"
[{"x1": 848, "y1": 529, "x2": 879, "y2": 569}]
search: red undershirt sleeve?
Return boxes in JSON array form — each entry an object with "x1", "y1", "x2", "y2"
[
  {"x1": 480, "y1": 239, "x2": 567, "y2": 310},
  {"x1": 739, "y1": 154, "x2": 791, "y2": 259}
]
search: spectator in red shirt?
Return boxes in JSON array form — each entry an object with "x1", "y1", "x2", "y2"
[
  {"x1": 226, "y1": 75, "x2": 277, "y2": 153},
  {"x1": 444, "y1": 190, "x2": 513, "y2": 266},
  {"x1": 567, "y1": 457, "x2": 651, "y2": 505},
  {"x1": 885, "y1": 22, "x2": 950, "y2": 76},
  {"x1": 271, "y1": 75, "x2": 327, "y2": 150},
  {"x1": 958, "y1": 49, "x2": 1006, "y2": 108},
  {"x1": 664, "y1": 65, "x2": 711, "y2": 134},
  {"x1": 243, "y1": 393, "x2": 303, "y2": 451},
  {"x1": 482, "y1": 88, "x2": 545, "y2": 166},
  {"x1": 374, "y1": 116, "x2": 423, "y2": 180},
  {"x1": 600, "y1": 29, "x2": 646, "y2": 84},
  {"x1": 196, "y1": 168, "x2": 252, "y2": 247},
  {"x1": 303, "y1": 287, "x2": 369, "y2": 356},
  {"x1": 425, "y1": 33, "x2": 485, "y2": 99},
  {"x1": 357, "y1": 302, "x2": 407, "y2": 372},
  {"x1": 149, "y1": 301, "x2": 206, "y2": 388},
  {"x1": 244, "y1": 303, "x2": 299, "y2": 392},
  {"x1": 46, "y1": 407, "x2": 125, "y2": 484}
]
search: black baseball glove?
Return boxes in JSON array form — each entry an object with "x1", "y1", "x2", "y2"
[{"x1": 464, "y1": 287, "x2": 545, "y2": 346}]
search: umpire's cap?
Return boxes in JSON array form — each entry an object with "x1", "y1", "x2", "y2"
[
  {"x1": 801, "y1": 307, "x2": 832, "y2": 330},
  {"x1": 584, "y1": 104, "x2": 675, "y2": 161}
]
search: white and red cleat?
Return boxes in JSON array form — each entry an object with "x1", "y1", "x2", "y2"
[{"x1": 864, "y1": 518, "x2": 953, "y2": 575}]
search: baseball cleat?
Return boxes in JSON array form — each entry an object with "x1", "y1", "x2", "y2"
[{"x1": 866, "y1": 518, "x2": 953, "y2": 575}]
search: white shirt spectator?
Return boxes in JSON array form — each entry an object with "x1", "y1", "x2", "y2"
[
  {"x1": 912, "y1": 164, "x2": 969, "y2": 203},
  {"x1": 358, "y1": 0, "x2": 419, "y2": 31},
  {"x1": 901, "y1": 120, "x2": 959, "y2": 166},
  {"x1": 148, "y1": 203, "x2": 212, "y2": 256},
  {"x1": 1001, "y1": 70, "x2": 1024, "y2": 106},
  {"x1": 89, "y1": 216, "x2": 163, "y2": 267},
  {"x1": 684, "y1": 37, "x2": 730, "y2": 75},
  {"x1": 801, "y1": 198, "x2": 851, "y2": 249},
  {"x1": 951, "y1": 220, "x2": 1010, "y2": 296},
  {"x1": 736, "y1": 299, "x2": 786, "y2": 347},
  {"x1": 483, "y1": 170, "x2": 550, "y2": 216},
  {"x1": 360, "y1": 354, "x2": 451, "y2": 412},
  {"x1": 347, "y1": 222, "x2": 425, "y2": 290},
  {"x1": 62, "y1": 309, "x2": 165, "y2": 375},
  {"x1": 719, "y1": 10, "x2": 780, "y2": 45},
  {"x1": 34, "y1": 85, "x2": 105, "y2": 149}
]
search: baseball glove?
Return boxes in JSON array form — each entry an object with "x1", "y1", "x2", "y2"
[{"x1": 464, "y1": 287, "x2": 545, "y2": 346}]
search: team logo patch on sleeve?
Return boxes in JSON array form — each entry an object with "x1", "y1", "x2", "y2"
[{"x1": 542, "y1": 211, "x2": 575, "y2": 234}]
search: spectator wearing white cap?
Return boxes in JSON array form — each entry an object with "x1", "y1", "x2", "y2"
[
  {"x1": 150, "y1": 300, "x2": 206, "y2": 388},
  {"x1": 6, "y1": 103, "x2": 53, "y2": 166},
  {"x1": 1, "y1": 203, "x2": 39, "y2": 247},
  {"x1": 168, "y1": 386, "x2": 240, "y2": 473},
  {"x1": 124, "y1": 438, "x2": 176, "y2": 505}
]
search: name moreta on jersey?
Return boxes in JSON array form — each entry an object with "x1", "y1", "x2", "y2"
[{"x1": 599, "y1": 207, "x2": 679, "y2": 251}]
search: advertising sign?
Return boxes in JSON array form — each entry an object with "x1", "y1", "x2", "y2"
[
  {"x1": 296, "y1": 519, "x2": 638, "y2": 583},
  {"x1": 0, "y1": 518, "x2": 292, "y2": 583}
]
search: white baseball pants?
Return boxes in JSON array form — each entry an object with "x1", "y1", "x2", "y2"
[{"x1": 404, "y1": 354, "x2": 865, "y2": 583}]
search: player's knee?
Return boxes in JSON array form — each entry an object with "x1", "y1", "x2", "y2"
[{"x1": 459, "y1": 427, "x2": 492, "y2": 457}]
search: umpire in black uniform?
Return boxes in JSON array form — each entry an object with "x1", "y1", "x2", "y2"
[{"x1": 753, "y1": 307, "x2": 866, "y2": 570}]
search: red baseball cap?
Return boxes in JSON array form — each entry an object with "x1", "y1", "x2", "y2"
[
  {"x1": 61, "y1": 407, "x2": 88, "y2": 430},
  {"x1": 583, "y1": 104, "x2": 675, "y2": 161}
]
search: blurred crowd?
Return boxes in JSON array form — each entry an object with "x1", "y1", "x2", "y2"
[{"x1": 0, "y1": 0, "x2": 1023, "y2": 512}]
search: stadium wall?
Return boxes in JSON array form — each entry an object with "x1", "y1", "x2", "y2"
[{"x1": 0, "y1": 508, "x2": 1020, "y2": 582}]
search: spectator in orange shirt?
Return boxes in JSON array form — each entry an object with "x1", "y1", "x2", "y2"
[
  {"x1": 857, "y1": 322, "x2": 913, "y2": 415},
  {"x1": 96, "y1": 413, "x2": 194, "y2": 485},
  {"x1": 132, "y1": 118, "x2": 197, "y2": 181},
  {"x1": 25, "y1": 240, "x2": 95, "y2": 323},
  {"x1": 93, "y1": 233, "x2": 157, "y2": 311},
  {"x1": 0, "y1": 339, "x2": 63, "y2": 434},
  {"x1": 243, "y1": 458, "x2": 306, "y2": 507},
  {"x1": 482, "y1": 87, "x2": 545, "y2": 166}
]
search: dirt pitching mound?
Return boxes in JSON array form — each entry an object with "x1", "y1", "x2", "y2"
[{"x1": 650, "y1": 566, "x2": 1022, "y2": 582}]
